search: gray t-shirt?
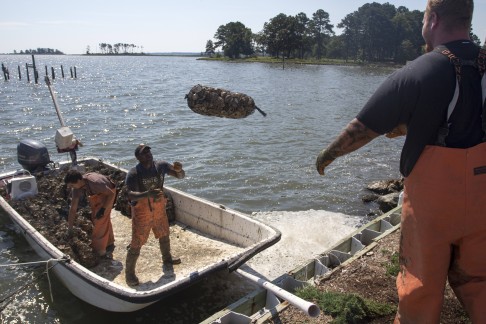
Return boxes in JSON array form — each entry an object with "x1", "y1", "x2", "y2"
[
  {"x1": 356, "y1": 40, "x2": 483, "y2": 176},
  {"x1": 125, "y1": 161, "x2": 170, "y2": 192}
]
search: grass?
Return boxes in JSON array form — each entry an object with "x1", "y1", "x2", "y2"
[
  {"x1": 384, "y1": 251, "x2": 400, "y2": 277},
  {"x1": 296, "y1": 285, "x2": 396, "y2": 323}
]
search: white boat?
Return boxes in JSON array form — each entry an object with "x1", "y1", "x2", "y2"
[{"x1": 0, "y1": 150, "x2": 281, "y2": 312}]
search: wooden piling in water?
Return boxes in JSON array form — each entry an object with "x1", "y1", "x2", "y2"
[
  {"x1": 31, "y1": 55, "x2": 38, "y2": 84},
  {"x1": 3, "y1": 59, "x2": 78, "y2": 84},
  {"x1": 25, "y1": 63, "x2": 30, "y2": 82},
  {"x1": 31, "y1": 55, "x2": 39, "y2": 84},
  {"x1": 2, "y1": 63, "x2": 7, "y2": 81}
]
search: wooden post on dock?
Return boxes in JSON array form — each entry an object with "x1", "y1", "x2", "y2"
[
  {"x1": 45, "y1": 65, "x2": 48, "y2": 76},
  {"x1": 18, "y1": 65, "x2": 21, "y2": 80},
  {"x1": 74, "y1": 66, "x2": 77, "y2": 78},
  {"x1": 51, "y1": 67, "x2": 55, "y2": 79},
  {"x1": 61, "y1": 65, "x2": 65, "y2": 78},
  {"x1": 70, "y1": 67, "x2": 73, "y2": 78}
]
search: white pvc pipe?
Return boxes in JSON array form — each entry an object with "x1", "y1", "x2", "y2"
[
  {"x1": 236, "y1": 269, "x2": 320, "y2": 318},
  {"x1": 45, "y1": 76, "x2": 66, "y2": 127}
]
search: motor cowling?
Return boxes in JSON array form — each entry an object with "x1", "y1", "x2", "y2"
[{"x1": 17, "y1": 139, "x2": 51, "y2": 172}]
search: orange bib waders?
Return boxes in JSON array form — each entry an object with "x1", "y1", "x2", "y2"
[
  {"x1": 88, "y1": 192, "x2": 115, "y2": 256},
  {"x1": 396, "y1": 142, "x2": 486, "y2": 323},
  {"x1": 130, "y1": 196, "x2": 169, "y2": 250}
]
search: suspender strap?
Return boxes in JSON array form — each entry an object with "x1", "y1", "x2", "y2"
[
  {"x1": 434, "y1": 46, "x2": 486, "y2": 145},
  {"x1": 435, "y1": 46, "x2": 462, "y2": 146},
  {"x1": 479, "y1": 49, "x2": 486, "y2": 141}
]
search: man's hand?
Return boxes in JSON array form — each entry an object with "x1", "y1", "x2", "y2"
[
  {"x1": 95, "y1": 207, "x2": 106, "y2": 219},
  {"x1": 315, "y1": 119, "x2": 380, "y2": 176},
  {"x1": 386, "y1": 124, "x2": 407, "y2": 138},
  {"x1": 148, "y1": 188, "x2": 164, "y2": 198},
  {"x1": 316, "y1": 149, "x2": 335, "y2": 175},
  {"x1": 173, "y1": 162, "x2": 182, "y2": 172}
]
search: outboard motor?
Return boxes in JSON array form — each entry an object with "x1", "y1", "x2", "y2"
[{"x1": 17, "y1": 139, "x2": 51, "y2": 172}]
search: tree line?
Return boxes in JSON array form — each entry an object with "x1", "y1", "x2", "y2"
[
  {"x1": 89, "y1": 43, "x2": 144, "y2": 55},
  {"x1": 12, "y1": 48, "x2": 64, "y2": 55},
  {"x1": 206, "y1": 2, "x2": 482, "y2": 63}
]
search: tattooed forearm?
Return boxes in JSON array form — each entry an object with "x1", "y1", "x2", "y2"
[
  {"x1": 316, "y1": 118, "x2": 379, "y2": 175},
  {"x1": 331, "y1": 118, "x2": 379, "y2": 157}
]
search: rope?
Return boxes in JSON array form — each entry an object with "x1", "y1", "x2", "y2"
[
  {"x1": 0, "y1": 257, "x2": 69, "y2": 311},
  {"x1": 0, "y1": 258, "x2": 65, "y2": 268}
]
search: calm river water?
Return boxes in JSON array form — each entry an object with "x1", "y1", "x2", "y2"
[{"x1": 0, "y1": 55, "x2": 402, "y2": 323}]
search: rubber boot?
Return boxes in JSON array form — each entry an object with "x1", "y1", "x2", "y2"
[
  {"x1": 159, "y1": 236, "x2": 181, "y2": 265},
  {"x1": 125, "y1": 248, "x2": 140, "y2": 286}
]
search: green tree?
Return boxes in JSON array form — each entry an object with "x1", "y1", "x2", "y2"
[
  {"x1": 261, "y1": 13, "x2": 293, "y2": 58},
  {"x1": 392, "y1": 8, "x2": 424, "y2": 62},
  {"x1": 113, "y1": 43, "x2": 121, "y2": 54},
  {"x1": 469, "y1": 28, "x2": 481, "y2": 46},
  {"x1": 205, "y1": 40, "x2": 215, "y2": 57},
  {"x1": 310, "y1": 9, "x2": 334, "y2": 59},
  {"x1": 294, "y1": 12, "x2": 312, "y2": 59},
  {"x1": 99, "y1": 43, "x2": 107, "y2": 54},
  {"x1": 214, "y1": 21, "x2": 254, "y2": 58},
  {"x1": 253, "y1": 31, "x2": 268, "y2": 56},
  {"x1": 338, "y1": 13, "x2": 361, "y2": 61},
  {"x1": 327, "y1": 34, "x2": 346, "y2": 59},
  {"x1": 358, "y1": 3, "x2": 397, "y2": 61},
  {"x1": 339, "y1": 3, "x2": 415, "y2": 62},
  {"x1": 396, "y1": 39, "x2": 416, "y2": 63}
]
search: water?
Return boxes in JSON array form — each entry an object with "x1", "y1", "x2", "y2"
[{"x1": 0, "y1": 55, "x2": 403, "y2": 323}]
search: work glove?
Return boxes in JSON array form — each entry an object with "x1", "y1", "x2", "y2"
[{"x1": 95, "y1": 207, "x2": 106, "y2": 219}]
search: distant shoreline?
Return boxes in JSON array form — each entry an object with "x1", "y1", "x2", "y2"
[
  {"x1": 83, "y1": 53, "x2": 204, "y2": 57},
  {"x1": 0, "y1": 53, "x2": 204, "y2": 57},
  {"x1": 198, "y1": 56, "x2": 403, "y2": 68},
  {"x1": 0, "y1": 52, "x2": 403, "y2": 68}
]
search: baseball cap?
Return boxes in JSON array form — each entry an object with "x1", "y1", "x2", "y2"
[{"x1": 134, "y1": 144, "x2": 151, "y2": 157}]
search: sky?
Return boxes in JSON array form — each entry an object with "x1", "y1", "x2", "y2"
[{"x1": 1, "y1": 1, "x2": 485, "y2": 55}]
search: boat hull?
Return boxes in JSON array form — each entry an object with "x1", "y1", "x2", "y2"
[{"x1": 0, "y1": 158, "x2": 281, "y2": 312}]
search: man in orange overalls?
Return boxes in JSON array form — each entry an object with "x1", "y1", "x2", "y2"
[
  {"x1": 124, "y1": 144, "x2": 185, "y2": 286},
  {"x1": 315, "y1": 0, "x2": 486, "y2": 322},
  {"x1": 64, "y1": 169, "x2": 116, "y2": 259}
]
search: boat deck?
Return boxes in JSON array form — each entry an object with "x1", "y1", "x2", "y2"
[{"x1": 90, "y1": 210, "x2": 246, "y2": 290}]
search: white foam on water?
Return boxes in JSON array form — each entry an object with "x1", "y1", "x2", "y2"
[{"x1": 244, "y1": 210, "x2": 361, "y2": 280}]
